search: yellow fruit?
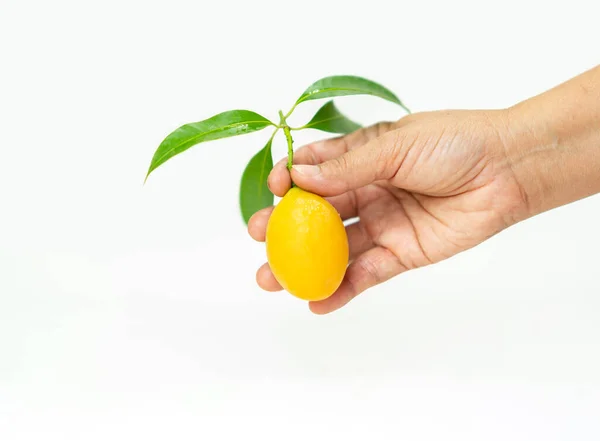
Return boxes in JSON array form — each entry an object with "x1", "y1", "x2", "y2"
[{"x1": 265, "y1": 186, "x2": 349, "y2": 301}]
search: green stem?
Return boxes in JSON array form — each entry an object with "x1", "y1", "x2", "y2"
[
  {"x1": 283, "y1": 127, "x2": 294, "y2": 171},
  {"x1": 278, "y1": 110, "x2": 294, "y2": 171}
]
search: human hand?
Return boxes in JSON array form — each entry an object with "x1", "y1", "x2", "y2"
[{"x1": 248, "y1": 108, "x2": 528, "y2": 314}]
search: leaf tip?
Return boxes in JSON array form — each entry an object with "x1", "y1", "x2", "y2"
[{"x1": 143, "y1": 164, "x2": 154, "y2": 185}]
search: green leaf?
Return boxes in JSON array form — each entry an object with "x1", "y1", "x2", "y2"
[
  {"x1": 146, "y1": 110, "x2": 273, "y2": 180},
  {"x1": 239, "y1": 138, "x2": 274, "y2": 224},
  {"x1": 295, "y1": 75, "x2": 409, "y2": 113},
  {"x1": 302, "y1": 100, "x2": 361, "y2": 134}
]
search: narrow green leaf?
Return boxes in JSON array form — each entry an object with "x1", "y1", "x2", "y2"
[
  {"x1": 302, "y1": 100, "x2": 361, "y2": 134},
  {"x1": 295, "y1": 75, "x2": 409, "y2": 112},
  {"x1": 239, "y1": 138, "x2": 274, "y2": 224},
  {"x1": 146, "y1": 110, "x2": 273, "y2": 180}
]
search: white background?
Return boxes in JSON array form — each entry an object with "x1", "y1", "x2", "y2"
[{"x1": 1, "y1": 1, "x2": 599, "y2": 439}]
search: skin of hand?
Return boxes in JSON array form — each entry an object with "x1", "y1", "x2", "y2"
[{"x1": 248, "y1": 65, "x2": 600, "y2": 315}]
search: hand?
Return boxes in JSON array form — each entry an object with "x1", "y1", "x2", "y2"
[{"x1": 248, "y1": 108, "x2": 528, "y2": 314}]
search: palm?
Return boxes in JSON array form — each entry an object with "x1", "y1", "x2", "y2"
[{"x1": 350, "y1": 181, "x2": 506, "y2": 269}]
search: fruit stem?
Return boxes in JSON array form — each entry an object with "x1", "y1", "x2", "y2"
[{"x1": 278, "y1": 110, "x2": 296, "y2": 187}]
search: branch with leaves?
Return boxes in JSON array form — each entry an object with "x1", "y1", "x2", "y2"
[{"x1": 145, "y1": 75, "x2": 410, "y2": 223}]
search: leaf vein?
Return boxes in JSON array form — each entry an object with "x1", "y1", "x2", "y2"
[
  {"x1": 298, "y1": 87, "x2": 396, "y2": 104},
  {"x1": 153, "y1": 120, "x2": 271, "y2": 168}
]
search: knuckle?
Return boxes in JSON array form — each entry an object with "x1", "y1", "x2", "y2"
[
  {"x1": 381, "y1": 128, "x2": 405, "y2": 150},
  {"x1": 303, "y1": 144, "x2": 320, "y2": 164},
  {"x1": 329, "y1": 154, "x2": 350, "y2": 175},
  {"x1": 398, "y1": 113, "x2": 418, "y2": 125},
  {"x1": 375, "y1": 121, "x2": 396, "y2": 137},
  {"x1": 372, "y1": 129, "x2": 405, "y2": 179},
  {"x1": 291, "y1": 144, "x2": 319, "y2": 165},
  {"x1": 352, "y1": 255, "x2": 383, "y2": 289},
  {"x1": 342, "y1": 121, "x2": 396, "y2": 152}
]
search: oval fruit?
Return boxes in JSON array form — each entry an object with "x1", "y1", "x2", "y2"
[{"x1": 265, "y1": 186, "x2": 349, "y2": 301}]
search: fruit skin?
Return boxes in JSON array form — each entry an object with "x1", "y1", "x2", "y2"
[{"x1": 265, "y1": 186, "x2": 349, "y2": 301}]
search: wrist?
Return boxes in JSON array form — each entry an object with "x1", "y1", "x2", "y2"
[
  {"x1": 498, "y1": 103, "x2": 552, "y2": 220},
  {"x1": 499, "y1": 71, "x2": 600, "y2": 220}
]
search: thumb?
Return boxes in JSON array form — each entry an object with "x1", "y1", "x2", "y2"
[{"x1": 290, "y1": 130, "x2": 403, "y2": 196}]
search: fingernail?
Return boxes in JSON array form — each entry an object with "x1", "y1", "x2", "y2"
[{"x1": 292, "y1": 164, "x2": 320, "y2": 177}]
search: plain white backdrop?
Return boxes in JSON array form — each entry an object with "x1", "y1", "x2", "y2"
[{"x1": 1, "y1": 0, "x2": 599, "y2": 439}]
